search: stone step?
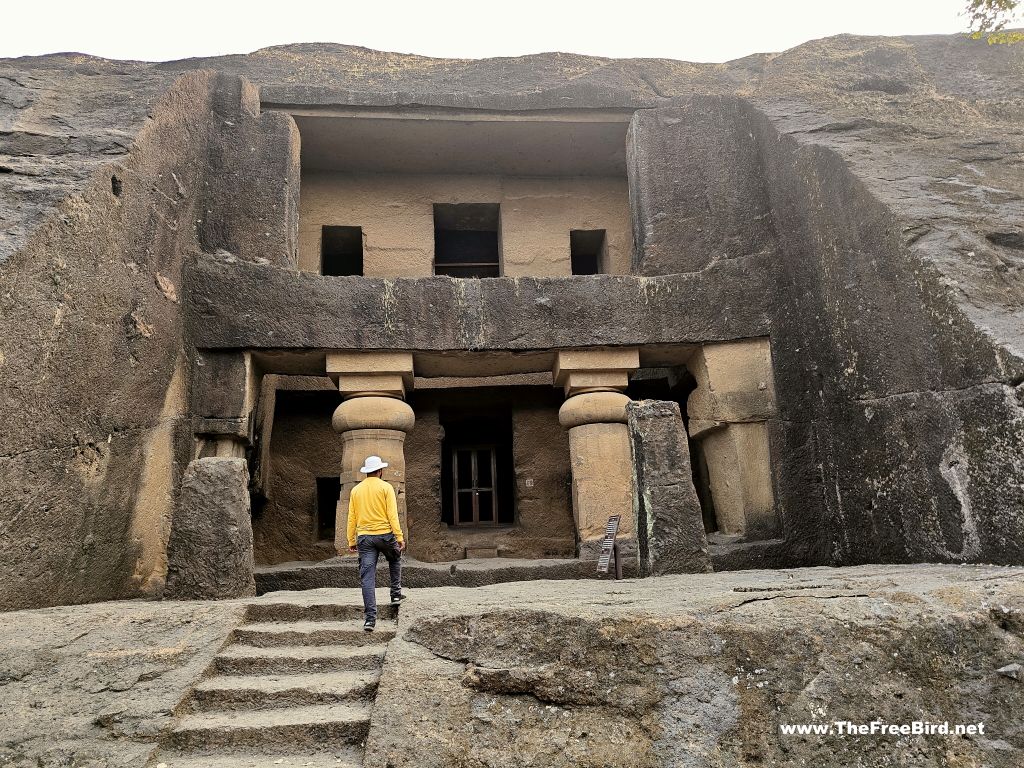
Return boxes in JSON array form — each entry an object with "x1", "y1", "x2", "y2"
[
  {"x1": 255, "y1": 557, "x2": 616, "y2": 594},
  {"x1": 169, "y1": 703, "x2": 371, "y2": 751},
  {"x1": 234, "y1": 621, "x2": 396, "y2": 648},
  {"x1": 244, "y1": 601, "x2": 398, "y2": 624},
  {"x1": 214, "y1": 644, "x2": 387, "y2": 676},
  {"x1": 153, "y1": 752, "x2": 362, "y2": 768},
  {"x1": 190, "y1": 671, "x2": 379, "y2": 711}
]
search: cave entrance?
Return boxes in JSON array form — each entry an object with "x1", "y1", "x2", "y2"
[{"x1": 440, "y1": 405, "x2": 515, "y2": 527}]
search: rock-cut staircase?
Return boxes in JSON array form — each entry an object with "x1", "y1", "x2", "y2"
[{"x1": 151, "y1": 599, "x2": 398, "y2": 767}]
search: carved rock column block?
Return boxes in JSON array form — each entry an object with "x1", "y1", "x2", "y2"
[
  {"x1": 165, "y1": 457, "x2": 256, "y2": 599},
  {"x1": 627, "y1": 399, "x2": 712, "y2": 575}
]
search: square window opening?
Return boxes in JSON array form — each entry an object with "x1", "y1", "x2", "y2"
[
  {"x1": 321, "y1": 225, "x2": 364, "y2": 276},
  {"x1": 434, "y1": 203, "x2": 500, "y2": 278},
  {"x1": 570, "y1": 229, "x2": 607, "y2": 275},
  {"x1": 315, "y1": 476, "x2": 340, "y2": 542}
]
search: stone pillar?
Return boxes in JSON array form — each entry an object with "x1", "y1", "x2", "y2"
[
  {"x1": 166, "y1": 350, "x2": 259, "y2": 599},
  {"x1": 554, "y1": 349, "x2": 639, "y2": 558},
  {"x1": 328, "y1": 352, "x2": 415, "y2": 555},
  {"x1": 686, "y1": 338, "x2": 779, "y2": 539}
]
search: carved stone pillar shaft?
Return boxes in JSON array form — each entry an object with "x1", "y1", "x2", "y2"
[
  {"x1": 328, "y1": 353, "x2": 416, "y2": 555},
  {"x1": 554, "y1": 349, "x2": 639, "y2": 558}
]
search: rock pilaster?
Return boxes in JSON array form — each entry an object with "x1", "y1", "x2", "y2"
[{"x1": 686, "y1": 338, "x2": 779, "y2": 539}]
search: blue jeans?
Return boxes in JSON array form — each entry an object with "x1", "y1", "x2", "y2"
[{"x1": 357, "y1": 533, "x2": 402, "y2": 621}]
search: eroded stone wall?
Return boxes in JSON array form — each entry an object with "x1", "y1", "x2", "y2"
[
  {"x1": 629, "y1": 96, "x2": 1024, "y2": 566},
  {"x1": 759, "y1": 121, "x2": 1024, "y2": 565},
  {"x1": 0, "y1": 68, "x2": 299, "y2": 611},
  {"x1": 0, "y1": 72, "x2": 215, "y2": 612}
]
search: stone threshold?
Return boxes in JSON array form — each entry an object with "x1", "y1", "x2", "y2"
[{"x1": 255, "y1": 556, "x2": 639, "y2": 594}]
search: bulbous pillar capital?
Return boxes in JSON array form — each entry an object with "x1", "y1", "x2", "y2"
[
  {"x1": 332, "y1": 395, "x2": 416, "y2": 434},
  {"x1": 558, "y1": 391, "x2": 630, "y2": 429}
]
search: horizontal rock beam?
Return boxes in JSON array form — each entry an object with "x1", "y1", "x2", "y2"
[{"x1": 184, "y1": 253, "x2": 771, "y2": 352}]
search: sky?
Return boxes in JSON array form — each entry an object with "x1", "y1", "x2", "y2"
[{"x1": 4, "y1": 0, "x2": 978, "y2": 63}]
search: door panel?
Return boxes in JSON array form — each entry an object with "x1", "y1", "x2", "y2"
[{"x1": 452, "y1": 445, "x2": 499, "y2": 526}]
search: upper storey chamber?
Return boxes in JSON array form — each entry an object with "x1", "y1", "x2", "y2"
[{"x1": 281, "y1": 107, "x2": 635, "y2": 278}]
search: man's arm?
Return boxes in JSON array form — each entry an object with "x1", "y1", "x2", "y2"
[
  {"x1": 347, "y1": 491, "x2": 358, "y2": 551},
  {"x1": 384, "y1": 483, "x2": 404, "y2": 545}
]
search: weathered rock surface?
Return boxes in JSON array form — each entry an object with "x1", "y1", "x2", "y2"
[
  {"x1": 1, "y1": 565, "x2": 1021, "y2": 767},
  {"x1": 628, "y1": 399, "x2": 711, "y2": 576},
  {"x1": 0, "y1": 67, "x2": 294, "y2": 611},
  {"x1": 165, "y1": 458, "x2": 256, "y2": 600},
  {"x1": 184, "y1": 251, "x2": 770, "y2": 352},
  {"x1": 0, "y1": 598, "x2": 242, "y2": 766},
  {"x1": 629, "y1": 93, "x2": 1024, "y2": 567},
  {"x1": 370, "y1": 565, "x2": 1024, "y2": 767}
]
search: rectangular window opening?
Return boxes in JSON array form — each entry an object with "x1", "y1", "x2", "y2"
[
  {"x1": 570, "y1": 229, "x2": 607, "y2": 275},
  {"x1": 315, "y1": 476, "x2": 341, "y2": 542},
  {"x1": 434, "y1": 203, "x2": 500, "y2": 278},
  {"x1": 321, "y1": 225, "x2": 364, "y2": 276}
]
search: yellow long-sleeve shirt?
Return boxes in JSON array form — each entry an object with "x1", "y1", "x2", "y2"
[{"x1": 347, "y1": 476, "x2": 404, "y2": 548}]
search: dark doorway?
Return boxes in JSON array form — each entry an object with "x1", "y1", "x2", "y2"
[
  {"x1": 315, "y1": 476, "x2": 340, "y2": 542},
  {"x1": 451, "y1": 445, "x2": 499, "y2": 525},
  {"x1": 440, "y1": 406, "x2": 514, "y2": 526},
  {"x1": 434, "y1": 203, "x2": 501, "y2": 278},
  {"x1": 570, "y1": 229, "x2": 606, "y2": 275},
  {"x1": 321, "y1": 225, "x2": 364, "y2": 276},
  {"x1": 690, "y1": 448, "x2": 719, "y2": 534}
]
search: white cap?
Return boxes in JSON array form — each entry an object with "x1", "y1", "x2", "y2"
[{"x1": 360, "y1": 455, "x2": 389, "y2": 474}]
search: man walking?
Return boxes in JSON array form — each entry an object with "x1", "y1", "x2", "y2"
[{"x1": 347, "y1": 455, "x2": 406, "y2": 631}]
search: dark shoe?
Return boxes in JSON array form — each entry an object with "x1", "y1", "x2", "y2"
[
  {"x1": 363, "y1": 619, "x2": 375, "y2": 632},
  {"x1": 391, "y1": 593, "x2": 406, "y2": 604}
]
